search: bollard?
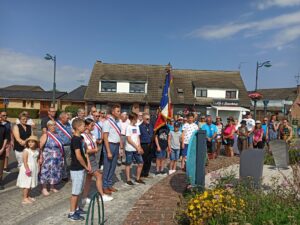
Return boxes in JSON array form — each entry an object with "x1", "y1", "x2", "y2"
[{"x1": 195, "y1": 130, "x2": 207, "y2": 190}]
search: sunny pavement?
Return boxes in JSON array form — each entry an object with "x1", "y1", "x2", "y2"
[{"x1": 0, "y1": 162, "x2": 167, "y2": 225}]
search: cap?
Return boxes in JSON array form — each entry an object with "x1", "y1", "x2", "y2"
[
  {"x1": 174, "y1": 122, "x2": 180, "y2": 127},
  {"x1": 255, "y1": 120, "x2": 261, "y2": 124}
]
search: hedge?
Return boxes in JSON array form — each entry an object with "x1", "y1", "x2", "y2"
[{"x1": 0, "y1": 108, "x2": 40, "y2": 119}]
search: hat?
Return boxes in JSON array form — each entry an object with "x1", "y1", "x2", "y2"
[
  {"x1": 174, "y1": 122, "x2": 180, "y2": 127},
  {"x1": 25, "y1": 135, "x2": 39, "y2": 144},
  {"x1": 255, "y1": 120, "x2": 261, "y2": 124}
]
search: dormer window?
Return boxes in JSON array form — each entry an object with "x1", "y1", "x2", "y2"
[
  {"x1": 129, "y1": 82, "x2": 145, "y2": 93},
  {"x1": 101, "y1": 81, "x2": 116, "y2": 92}
]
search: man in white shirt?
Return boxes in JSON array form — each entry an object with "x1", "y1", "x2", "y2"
[{"x1": 119, "y1": 112, "x2": 130, "y2": 165}]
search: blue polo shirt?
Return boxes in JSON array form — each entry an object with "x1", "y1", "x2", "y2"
[
  {"x1": 139, "y1": 122, "x2": 154, "y2": 144},
  {"x1": 55, "y1": 120, "x2": 72, "y2": 145},
  {"x1": 201, "y1": 123, "x2": 218, "y2": 139}
]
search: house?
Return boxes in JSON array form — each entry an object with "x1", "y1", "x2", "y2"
[
  {"x1": 0, "y1": 85, "x2": 67, "y2": 117},
  {"x1": 249, "y1": 87, "x2": 298, "y2": 121},
  {"x1": 60, "y1": 85, "x2": 87, "y2": 111},
  {"x1": 85, "y1": 61, "x2": 250, "y2": 121}
]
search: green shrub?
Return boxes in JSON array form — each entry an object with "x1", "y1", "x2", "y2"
[
  {"x1": 0, "y1": 108, "x2": 39, "y2": 119},
  {"x1": 65, "y1": 105, "x2": 81, "y2": 118}
]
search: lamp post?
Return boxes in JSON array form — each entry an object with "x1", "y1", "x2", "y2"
[
  {"x1": 253, "y1": 60, "x2": 271, "y2": 120},
  {"x1": 44, "y1": 54, "x2": 56, "y2": 107}
]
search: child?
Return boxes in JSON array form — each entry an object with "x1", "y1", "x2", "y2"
[
  {"x1": 237, "y1": 120, "x2": 248, "y2": 154},
  {"x1": 168, "y1": 122, "x2": 181, "y2": 175},
  {"x1": 181, "y1": 113, "x2": 199, "y2": 170},
  {"x1": 125, "y1": 112, "x2": 145, "y2": 185},
  {"x1": 81, "y1": 118, "x2": 113, "y2": 203},
  {"x1": 68, "y1": 118, "x2": 91, "y2": 222},
  {"x1": 155, "y1": 124, "x2": 170, "y2": 175},
  {"x1": 16, "y1": 135, "x2": 39, "y2": 204}
]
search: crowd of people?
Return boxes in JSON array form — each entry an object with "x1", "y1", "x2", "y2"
[{"x1": 0, "y1": 105, "x2": 294, "y2": 221}]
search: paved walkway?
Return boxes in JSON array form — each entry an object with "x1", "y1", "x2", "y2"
[{"x1": 0, "y1": 163, "x2": 166, "y2": 225}]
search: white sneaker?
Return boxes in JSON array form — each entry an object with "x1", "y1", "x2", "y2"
[
  {"x1": 169, "y1": 170, "x2": 176, "y2": 175},
  {"x1": 102, "y1": 194, "x2": 113, "y2": 202}
]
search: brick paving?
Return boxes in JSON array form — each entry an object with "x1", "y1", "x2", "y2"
[{"x1": 123, "y1": 156, "x2": 239, "y2": 225}]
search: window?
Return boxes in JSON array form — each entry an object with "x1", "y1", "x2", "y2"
[
  {"x1": 22, "y1": 100, "x2": 26, "y2": 107},
  {"x1": 196, "y1": 89, "x2": 207, "y2": 97},
  {"x1": 129, "y1": 82, "x2": 145, "y2": 93},
  {"x1": 226, "y1": 90, "x2": 237, "y2": 99},
  {"x1": 101, "y1": 81, "x2": 116, "y2": 92},
  {"x1": 30, "y1": 101, "x2": 34, "y2": 108}
]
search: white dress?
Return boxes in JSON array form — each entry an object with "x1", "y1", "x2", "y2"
[{"x1": 16, "y1": 148, "x2": 39, "y2": 188}]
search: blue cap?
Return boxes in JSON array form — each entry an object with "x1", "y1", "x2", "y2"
[{"x1": 174, "y1": 122, "x2": 180, "y2": 127}]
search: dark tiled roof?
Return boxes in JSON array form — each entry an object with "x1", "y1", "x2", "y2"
[
  {"x1": 85, "y1": 62, "x2": 250, "y2": 107},
  {"x1": 61, "y1": 85, "x2": 87, "y2": 101},
  {"x1": 2, "y1": 85, "x2": 44, "y2": 91},
  {"x1": 0, "y1": 89, "x2": 67, "y2": 100},
  {"x1": 249, "y1": 87, "x2": 297, "y2": 101}
]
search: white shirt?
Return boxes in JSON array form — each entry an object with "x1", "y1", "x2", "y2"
[
  {"x1": 246, "y1": 118, "x2": 255, "y2": 132},
  {"x1": 125, "y1": 124, "x2": 140, "y2": 152},
  {"x1": 182, "y1": 123, "x2": 199, "y2": 144},
  {"x1": 102, "y1": 116, "x2": 121, "y2": 143},
  {"x1": 120, "y1": 119, "x2": 130, "y2": 135}
]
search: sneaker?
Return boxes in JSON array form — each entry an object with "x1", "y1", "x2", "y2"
[
  {"x1": 169, "y1": 170, "x2": 176, "y2": 175},
  {"x1": 126, "y1": 180, "x2": 135, "y2": 186},
  {"x1": 102, "y1": 194, "x2": 113, "y2": 202},
  {"x1": 3, "y1": 169, "x2": 11, "y2": 174},
  {"x1": 160, "y1": 171, "x2": 167, "y2": 176},
  {"x1": 155, "y1": 171, "x2": 161, "y2": 176},
  {"x1": 68, "y1": 212, "x2": 85, "y2": 221},
  {"x1": 76, "y1": 207, "x2": 87, "y2": 215},
  {"x1": 117, "y1": 159, "x2": 122, "y2": 166},
  {"x1": 135, "y1": 179, "x2": 146, "y2": 184}
]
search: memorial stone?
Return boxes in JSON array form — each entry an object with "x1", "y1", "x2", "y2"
[{"x1": 270, "y1": 140, "x2": 289, "y2": 169}]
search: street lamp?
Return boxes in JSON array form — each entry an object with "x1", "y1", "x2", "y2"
[
  {"x1": 253, "y1": 60, "x2": 271, "y2": 120},
  {"x1": 44, "y1": 53, "x2": 56, "y2": 107}
]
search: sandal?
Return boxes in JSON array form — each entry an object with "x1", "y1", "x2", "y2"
[{"x1": 42, "y1": 189, "x2": 50, "y2": 196}]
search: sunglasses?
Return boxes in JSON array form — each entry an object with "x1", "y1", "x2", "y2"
[
  {"x1": 145, "y1": 118, "x2": 150, "y2": 120},
  {"x1": 95, "y1": 116, "x2": 100, "y2": 118}
]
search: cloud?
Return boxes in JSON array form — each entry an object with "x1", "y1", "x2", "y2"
[
  {"x1": 0, "y1": 49, "x2": 90, "y2": 91},
  {"x1": 188, "y1": 10, "x2": 300, "y2": 49},
  {"x1": 256, "y1": 0, "x2": 300, "y2": 10}
]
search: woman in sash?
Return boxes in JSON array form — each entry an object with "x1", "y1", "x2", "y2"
[{"x1": 40, "y1": 120, "x2": 64, "y2": 196}]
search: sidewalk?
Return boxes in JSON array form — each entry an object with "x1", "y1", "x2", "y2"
[{"x1": 0, "y1": 163, "x2": 166, "y2": 225}]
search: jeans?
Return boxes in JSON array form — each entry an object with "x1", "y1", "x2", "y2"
[{"x1": 103, "y1": 143, "x2": 119, "y2": 188}]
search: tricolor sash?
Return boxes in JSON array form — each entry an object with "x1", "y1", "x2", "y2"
[
  {"x1": 82, "y1": 133, "x2": 96, "y2": 149},
  {"x1": 94, "y1": 122, "x2": 102, "y2": 132},
  {"x1": 56, "y1": 120, "x2": 72, "y2": 140},
  {"x1": 108, "y1": 117, "x2": 121, "y2": 136},
  {"x1": 47, "y1": 131, "x2": 64, "y2": 156}
]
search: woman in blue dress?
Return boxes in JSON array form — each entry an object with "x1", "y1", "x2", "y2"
[
  {"x1": 268, "y1": 115, "x2": 279, "y2": 141},
  {"x1": 40, "y1": 120, "x2": 64, "y2": 196}
]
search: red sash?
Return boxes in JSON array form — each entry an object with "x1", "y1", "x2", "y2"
[{"x1": 47, "y1": 131, "x2": 64, "y2": 156}]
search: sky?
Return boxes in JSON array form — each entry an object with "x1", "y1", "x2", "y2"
[{"x1": 0, "y1": 0, "x2": 300, "y2": 92}]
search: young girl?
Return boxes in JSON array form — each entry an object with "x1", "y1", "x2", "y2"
[
  {"x1": 81, "y1": 118, "x2": 113, "y2": 203},
  {"x1": 237, "y1": 120, "x2": 248, "y2": 154},
  {"x1": 253, "y1": 120, "x2": 264, "y2": 149},
  {"x1": 16, "y1": 135, "x2": 39, "y2": 204}
]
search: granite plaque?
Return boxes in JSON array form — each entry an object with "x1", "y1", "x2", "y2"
[{"x1": 270, "y1": 140, "x2": 289, "y2": 169}]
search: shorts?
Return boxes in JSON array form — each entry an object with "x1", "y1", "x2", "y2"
[
  {"x1": 224, "y1": 138, "x2": 234, "y2": 147},
  {"x1": 182, "y1": 144, "x2": 189, "y2": 157},
  {"x1": 70, "y1": 170, "x2": 86, "y2": 195},
  {"x1": 156, "y1": 149, "x2": 167, "y2": 159},
  {"x1": 170, "y1": 149, "x2": 180, "y2": 161},
  {"x1": 125, "y1": 151, "x2": 143, "y2": 165},
  {"x1": 206, "y1": 141, "x2": 215, "y2": 153}
]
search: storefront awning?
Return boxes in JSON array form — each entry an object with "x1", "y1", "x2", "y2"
[{"x1": 211, "y1": 106, "x2": 250, "y2": 112}]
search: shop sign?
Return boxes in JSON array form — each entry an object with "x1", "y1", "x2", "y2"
[{"x1": 213, "y1": 99, "x2": 239, "y2": 106}]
